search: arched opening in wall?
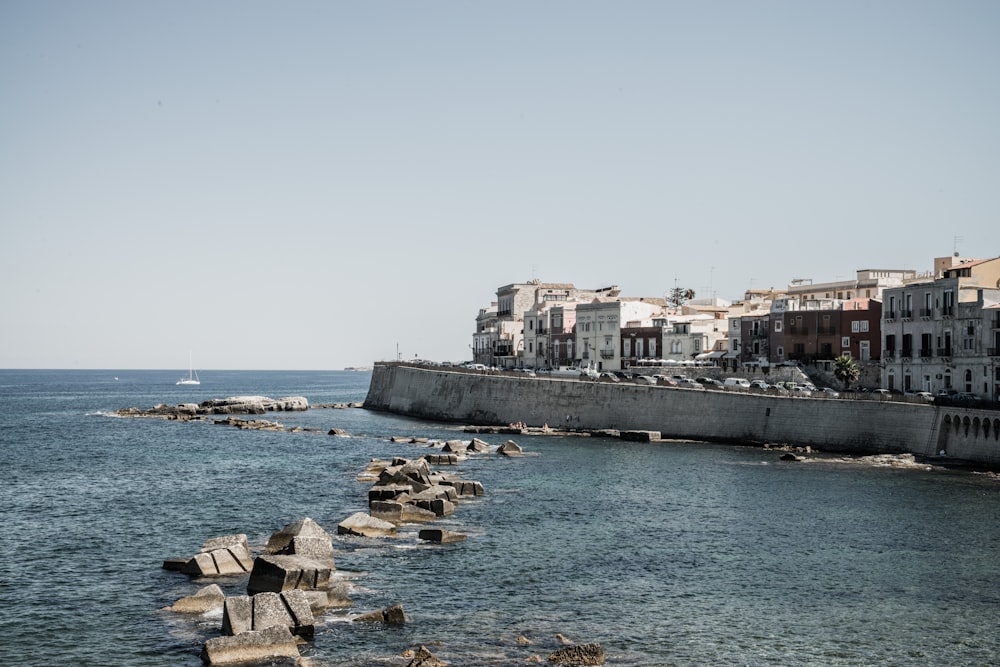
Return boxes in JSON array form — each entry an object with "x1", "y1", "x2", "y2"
[
  {"x1": 995, "y1": 419, "x2": 1000, "y2": 441},
  {"x1": 973, "y1": 417, "x2": 981, "y2": 438},
  {"x1": 954, "y1": 415, "x2": 962, "y2": 433},
  {"x1": 963, "y1": 416, "x2": 971, "y2": 437},
  {"x1": 985, "y1": 419, "x2": 992, "y2": 439},
  {"x1": 965, "y1": 369, "x2": 973, "y2": 393}
]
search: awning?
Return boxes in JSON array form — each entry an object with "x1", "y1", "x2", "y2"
[{"x1": 696, "y1": 351, "x2": 726, "y2": 360}]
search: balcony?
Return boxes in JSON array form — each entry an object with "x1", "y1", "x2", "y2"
[
  {"x1": 989, "y1": 348, "x2": 999, "y2": 357},
  {"x1": 883, "y1": 349, "x2": 895, "y2": 359},
  {"x1": 941, "y1": 306, "x2": 954, "y2": 317},
  {"x1": 919, "y1": 348, "x2": 933, "y2": 358},
  {"x1": 816, "y1": 326, "x2": 836, "y2": 335},
  {"x1": 885, "y1": 311, "x2": 896, "y2": 320},
  {"x1": 919, "y1": 307, "x2": 933, "y2": 318},
  {"x1": 937, "y1": 348, "x2": 952, "y2": 358},
  {"x1": 599, "y1": 349, "x2": 615, "y2": 359},
  {"x1": 495, "y1": 343, "x2": 513, "y2": 356},
  {"x1": 788, "y1": 326, "x2": 809, "y2": 335},
  {"x1": 900, "y1": 309, "x2": 913, "y2": 319},
  {"x1": 900, "y1": 349, "x2": 913, "y2": 359}
]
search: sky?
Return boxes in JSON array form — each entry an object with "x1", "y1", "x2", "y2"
[{"x1": 2, "y1": 1, "x2": 998, "y2": 370}]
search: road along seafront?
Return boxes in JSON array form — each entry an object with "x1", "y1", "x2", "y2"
[{"x1": 364, "y1": 362, "x2": 1000, "y2": 467}]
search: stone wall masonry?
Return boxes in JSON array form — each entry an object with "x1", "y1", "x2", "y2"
[{"x1": 365, "y1": 363, "x2": 1000, "y2": 466}]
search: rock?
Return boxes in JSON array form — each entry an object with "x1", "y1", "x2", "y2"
[
  {"x1": 246, "y1": 554, "x2": 332, "y2": 596},
  {"x1": 425, "y1": 453, "x2": 460, "y2": 465},
  {"x1": 201, "y1": 624, "x2": 299, "y2": 665},
  {"x1": 221, "y1": 595, "x2": 253, "y2": 636},
  {"x1": 442, "y1": 480, "x2": 485, "y2": 497},
  {"x1": 441, "y1": 440, "x2": 465, "y2": 452},
  {"x1": 467, "y1": 438, "x2": 491, "y2": 453},
  {"x1": 780, "y1": 453, "x2": 805, "y2": 461},
  {"x1": 418, "y1": 529, "x2": 467, "y2": 544},
  {"x1": 370, "y1": 500, "x2": 438, "y2": 523},
  {"x1": 225, "y1": 590, "x2": 314, "y2": 638},
  {"x1": 369, "y1": 484, "x2": 413, "y2": 504},
  {"x1": 619, "y1": 430, "x2": 661, "y2": 442},
  {"x1": 556, "y1": 634, "x2": 573, "y2": 645},
  {"x1": 328, "y1": 428, "x2": 350, "y2": 436},
  {"x1": 407, "y1": 644, "x2": 448, "y2": 667},
  {"x1": 180, "y1": 535, "x2": 254, "y2": 576},
  {"x1": 497, "y1": 440, "x2": 523, "y2": 456},
  {"x1": 337, "y1": 512, "x2": 398, "y2": 537},
  {"x1": 165, "y1": 584, "x2": 226, "y2": 613},
  {"x1": 548, "y1": 643, "x2": 605, "y2": 665},
  {"x1": 412, "y1": 497, "x2": 456, "y2": 517},
  {"x1": 354, "y1": 604, "x2": 407, "y2": 625},
  {"x1": 201, "y1": 396, "x2": 309, "y2": 413},
  {"x1": 264, "y1": 517, "x2": 335, "y2": 567},
  {"x1": 517, "y1": 635, "x2": 532, "y2": 645}
]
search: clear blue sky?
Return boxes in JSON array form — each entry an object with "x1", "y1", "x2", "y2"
[{"x1": 2, "y1": 1, "x2": 997, "y2": 369}]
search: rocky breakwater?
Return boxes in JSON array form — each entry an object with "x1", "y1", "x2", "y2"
[
  {"x1": 162, "y1": 517, "x2": 351, "y2": 665},
  {"x1": 116, "y1": 395, "x2": 309, "y2": 421}
]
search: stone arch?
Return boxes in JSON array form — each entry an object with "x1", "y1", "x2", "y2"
[
  {"x1": 954, "y1": 414, "x2": 962, "y2": 433},
  {"x1": 994, "y1": 419, "x2": 1000, "y2": 442},
  {"x1": 963, "y1": 416, "x2": 971, "y2": 437},
  {"x1": 984, "y1": 419, "x2": 992, "y2": 438},
  {"x1": 973, "y1": 417, "x2": 981, "y2": 438}
]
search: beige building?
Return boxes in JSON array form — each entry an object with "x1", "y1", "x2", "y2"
[{"x1": 881, "y1": 256, "x2": 1000, "y2": 398}]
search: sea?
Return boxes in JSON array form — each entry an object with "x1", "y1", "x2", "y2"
[{"x1": 2, "y1": 369, "x2": 1000, "y2": 667}]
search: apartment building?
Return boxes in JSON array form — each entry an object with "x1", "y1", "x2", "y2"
[{"x1": 881, "y1": 256, "x2": 1000, "y2": 398}]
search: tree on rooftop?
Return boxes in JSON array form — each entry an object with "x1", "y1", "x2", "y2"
[
  {"x1": 834, "y1": 354, "x2": 860, "y2": 390},
  {"x1": 667, "y1": 286, "x2": 696, "y2": 309}
]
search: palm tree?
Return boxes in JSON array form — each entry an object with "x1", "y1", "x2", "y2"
[{"x1": 834, "y1": 354, "x2": 860, "y2": 390}]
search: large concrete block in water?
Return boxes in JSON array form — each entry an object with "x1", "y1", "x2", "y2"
[
  {"x1": 337, "y1": 512, "x2": 398, "y2": 537},
  {"x1": 201, "y1": 624, "x2": 299, "y2": 665},
  {"x1": 246, "y1": 554, "x2": 332, "y2": 596},
  {"x1": 223, "y1": 590, "x2": 316, "y2": 638},
  {"x1": 369, "y1": 500, "x2": 438, "y2": 523}
]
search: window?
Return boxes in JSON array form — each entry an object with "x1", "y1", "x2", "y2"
[
  {"x1": 842, "y1": 336, "x2": 851, "y2": 348},
  {"x1": 774, "y1": 320, "x2": 783, "y2": 332},
  {"x1": 776, "y1": 346, "x2": 784, "y2": 359},
  {"x1": 885, "y1": 334, "x2": 896, "y2": 354}
]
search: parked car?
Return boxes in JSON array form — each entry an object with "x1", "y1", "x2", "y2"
[
  {"x1": 695, "y1": 377, "x2": 723, "y2": 388},
  {"x1": 632, "y1": 375, "x2": 657, "y2": 385},
  {"x1": 676, "y1": 378, "x2": 705, "y2": 390},
  {"x1": 598, "y1": 372, "x2": 620, "y2": 382},
  {"x1": 723, "y1": 377, "x2": 751, "y2": 389},
  {"x1": 871, "y1": 389, "x2": 891, "y2": 397},
  {"x1": 789, "y1": 385, "x2": 812, "y2": 396},
  {"x1": 749, "y1": 380, "x2": 770, "y2": 391},
  {"x1": 818, "y1": 388, "x2": 840, "y2": 398}
]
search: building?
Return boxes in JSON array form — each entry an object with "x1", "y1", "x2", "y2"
[
  {"x1": 475, "y1": 281, "x2": 620, "y2": 369},
  {"x1": 881, "y1": 256, "x2": 1000, "y2": 398},
  {"x1": 575, "y1": 298, "x2": 665, "y2": 372}
]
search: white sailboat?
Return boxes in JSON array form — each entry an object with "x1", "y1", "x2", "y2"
[{"x1": 177, "y1": 354, "x2": 201, "y2": 385}]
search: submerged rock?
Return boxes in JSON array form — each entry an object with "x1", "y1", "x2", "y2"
[
  {"x1": 164, "y1": 584, "x2": 226, "y2": 613},
  {"x1": 548, "y1": 642, "x2": 605, "y2": 665}
]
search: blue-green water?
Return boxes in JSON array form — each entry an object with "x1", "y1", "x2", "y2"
[{"x1": 2, "y1": 369, "x2": 999, "y2": 666}]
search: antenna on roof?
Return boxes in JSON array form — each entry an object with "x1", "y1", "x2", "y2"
[{"x1": 954, "y1": 235, "x2": 963, "y2": 256}]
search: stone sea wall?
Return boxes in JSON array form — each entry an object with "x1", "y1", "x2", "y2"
[{"x1": 364, "y1": 363, "x2": 1000, "y2": 467}]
